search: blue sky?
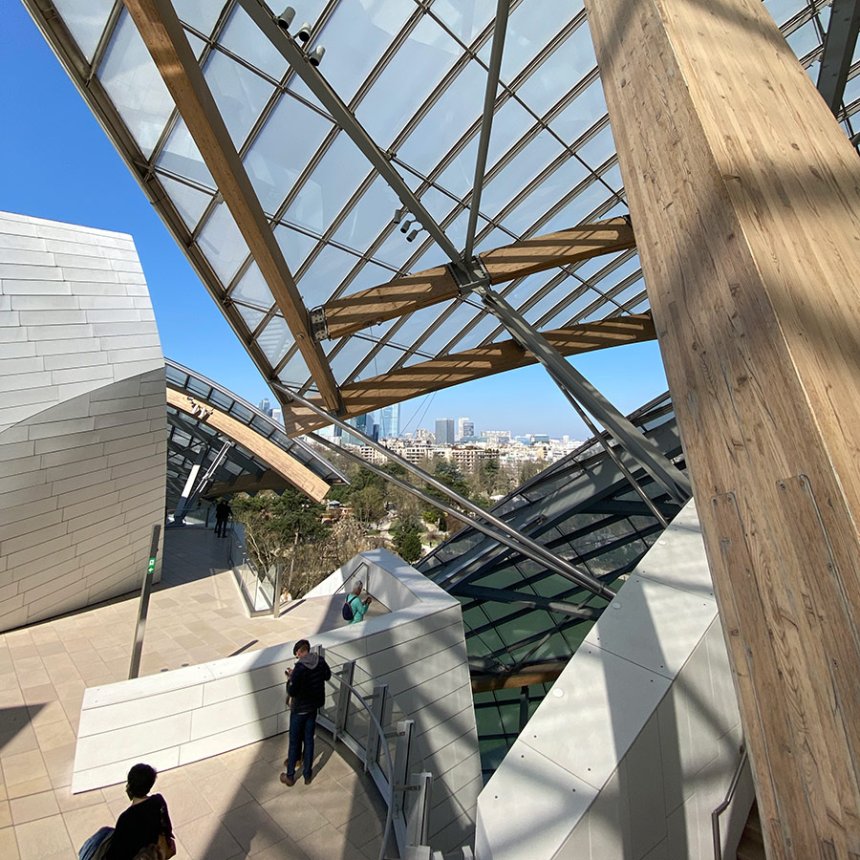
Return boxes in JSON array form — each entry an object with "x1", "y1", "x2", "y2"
[{"x1": 2, "y1": 3, "x2": 668, "y2": 439}]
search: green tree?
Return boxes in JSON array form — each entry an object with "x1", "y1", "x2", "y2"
[
  {"x1": 350, "y1": 484, "x2": 386, "y2": 524},
  {"x1": 390, "y1": 514, "x2": 424, "y2": 563}
]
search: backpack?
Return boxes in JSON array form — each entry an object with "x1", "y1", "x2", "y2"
[{"x1": 341, "y1": 597, "x2": 354, "y2": 621}]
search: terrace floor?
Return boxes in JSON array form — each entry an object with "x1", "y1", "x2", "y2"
[{"x1": 0, "y1": 525, "x2": 387, "y2": 859}]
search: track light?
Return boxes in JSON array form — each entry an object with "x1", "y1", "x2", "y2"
[
  {"x1": 400, "y1": 218, "x2": 414, "y2": 234},
  {"x1": 276, "y1": 6, "x2": 296, "y2": 29},
  {"x1": 407, "y1": 229, "x2": 421, "y2": 242},
  {"x1": 296, "y1": 22, "x2": 312, "y2": 42},
  {"x1": 308, "y1": 45, "x2": 325, "y2": 66}
]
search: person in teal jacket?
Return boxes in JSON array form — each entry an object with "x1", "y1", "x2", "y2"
[{"x1": 347, "y1": 580, "x2": 373, "y2": 624}]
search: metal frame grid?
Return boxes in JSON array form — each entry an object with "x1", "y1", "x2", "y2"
[
  {"x1": 24, "y1": 0, "x2": 855, "y2": 413},
  {"x1": 415, "y1": 391, "x2": 686, "y2": 774},
  {"x1": 164, "y1": 357, "x2": 345, "y2": 510}
]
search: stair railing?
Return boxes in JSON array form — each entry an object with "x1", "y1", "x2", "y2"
[{"x1": 712, "y1": 745, "x2": 748, "y2": 860}]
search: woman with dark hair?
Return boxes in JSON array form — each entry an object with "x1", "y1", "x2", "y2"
[
  {"x1": 106, "y1": 763, "x2": 174, "y2": 860},
  {"x1": 78, "y1": 763, "x2": 174, "y2": 860}
]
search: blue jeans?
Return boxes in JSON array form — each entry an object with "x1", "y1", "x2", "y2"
[
  {"x1": 79, "y1": 826, "x2": 113, "y2": 860},
  {"x1": 287, "y1": 709, "x2": 317, "y2": 779}
]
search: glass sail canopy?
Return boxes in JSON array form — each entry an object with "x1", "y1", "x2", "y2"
[{"x1": 25, "y1": 0, "x2": 858, "y2": 410}]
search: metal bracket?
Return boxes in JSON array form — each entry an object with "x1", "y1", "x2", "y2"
[
  {"x1": 448, "y1": 256, "x2": 490, "y2": 296},
  {"x1": 309, "y1": 306, "x2": 328, "y2": 342}
]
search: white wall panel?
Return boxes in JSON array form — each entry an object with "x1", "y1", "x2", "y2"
[{"x1": 0, "y1": 211, "x2": 166, "y2": 631}]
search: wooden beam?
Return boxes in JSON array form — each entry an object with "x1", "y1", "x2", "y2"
[
  {"x1": 585, "y1": 0, "x2": 860, "y2": 856},
  {"x1": 204, "y1": 470, "x2": 294, "y2": 499},
  {"x1": 318, "y1": 217, "x2": 635, "y2": 340},
  {"x1": 282, "y1": 314, "x2": 656, "y2": 436},
  {"x1": 125, "y1": 0, "x2": 341, "y2": 412},
  {"x1": 471, "y1": 660, "x2": 567, "y2": 693},
  {"x1": 166, "y1": 388, "x2": 330, "y2": 502}
]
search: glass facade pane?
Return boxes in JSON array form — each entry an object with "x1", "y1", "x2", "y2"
[
  {"x1": 156, "y1": 118, "x2": 215, "y2": 189},
  {"x1": 53, "y1": 0, "x2": 113, "y2": 63},
  {"x1": 99, "y1": 11, "x2": 174, "y2": 158},
  {"x1": 196, "y1": 203, "x2": 250, "y2": 284},
  {"x1": 219, "y1": 5, "x2": 288, "y2": 80},
  {"x1": 257, "y1": 314, "x2": 293, "y2": 366}
]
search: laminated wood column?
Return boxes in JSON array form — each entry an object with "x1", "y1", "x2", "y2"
[{"x1": 584, "y1": 0, "x2": 860, "y2": 856}]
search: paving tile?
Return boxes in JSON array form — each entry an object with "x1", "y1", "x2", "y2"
[
  {"x1": 9, "y1": 788, "x2": 59, "y2": 824},
  {"x1": 60, "y1": 801, "x2": 113, "y2": 852},
  {"x1": 222, "y1": 800, "x2": 288, "y2": 853},
  {"x1": 175, "y1": 812, "x2": 243, "y2": 860},
  {"x1": 15, "y1": 813, "x2": 73, "y2": 859},
  {"x1": 0, "y1": 825, "x2": 20, "y2": 859}
]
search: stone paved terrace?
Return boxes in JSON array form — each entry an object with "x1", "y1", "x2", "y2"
[{"x1": 0, "y1": 525, "x2": 388, "y2": 859}]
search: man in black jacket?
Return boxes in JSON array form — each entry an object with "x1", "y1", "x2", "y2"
[{"x1": 280, "y1": 639, "x2": 331, "y2": 786}]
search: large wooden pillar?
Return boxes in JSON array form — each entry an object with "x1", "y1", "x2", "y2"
[{"x1": 583, "y1": 0, "x2": 860, "y2": 856}]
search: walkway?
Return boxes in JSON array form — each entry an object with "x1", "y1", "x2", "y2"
[{"x1": 0, "y1": 525, "x2": 387, "y2": 859}]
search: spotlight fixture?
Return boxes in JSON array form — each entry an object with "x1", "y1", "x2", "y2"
[
  {"x1": 308, "y1": 45, "x2": 325, "y2": 66},
  {"x1": 276, "y1": 6, "x2": 296, "y2": 29},
  {"x1": 406, "y1": 229, "x2": 421, "y2": 242},
  {"x1": 296, "y1": 22, "x2": 312, "y2": 42},
  {"x1": 400, "y1": 218, "x2": 414, "y2": 234}
]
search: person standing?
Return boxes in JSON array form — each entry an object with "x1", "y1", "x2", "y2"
[
  {"x1": 214, "y1": 498, "x2": 231, "y2": 537},
  {"x1": 346, "y1": 580, "x2": 373, "y2": 624},
  {"x1": 280, "y1": 639, "x2": 331, "y2": 786}
]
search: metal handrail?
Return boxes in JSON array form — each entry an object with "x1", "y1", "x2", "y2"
[
  {"x1": 324, "y1": 672, "x2": 396, "y2": 860},
  {"x1": 712, "y1": 746, "x2": 748, "y2": 860}
]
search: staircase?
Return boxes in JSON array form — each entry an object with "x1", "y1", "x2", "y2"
[{"x1": 736, "y1": 802, "x2": 766, "y2": 860}]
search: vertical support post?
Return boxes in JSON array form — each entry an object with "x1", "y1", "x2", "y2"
[
  {"x1": 406, "y1": 772, "x2": 433, "y2": 847},
  {"x1": 128, "y1": 524, "x2": 161, "y2": 680},
  {"x1": 333, "y1": 660, "x2": 354, "y2": 743},
  {"x1": 366, "y1": 683, "x2": 390, "y2": 773},
  {"x1": 584, "y1": 0, "x2": 860, "y2": 855},
  {"x1": 393, "y1": 719, "x2": 415, "y2": 812}
]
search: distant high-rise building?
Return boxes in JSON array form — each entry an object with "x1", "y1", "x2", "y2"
[
  {"x1": 456, "y1": 417, "x2": 474, "y2": 441},
  {"x1": 344, "y1": 413, "x2": 369, "y2": 446},
  {"x1": 435, "y1": 418, "x2": 455, "y2": 445},
  {"x1": 380, "y1": 403, "x2": 400, "y2": 439},
  {"x1": 270, "y1": 408, "x2": 283, "y2": 426},
  {"x1": 258, "y1": 397, "x2": 272, "y2": 416}
]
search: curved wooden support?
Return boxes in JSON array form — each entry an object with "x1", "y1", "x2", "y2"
[{"x1": 166, "y1": 387, "x2": 330, "y2": 502}]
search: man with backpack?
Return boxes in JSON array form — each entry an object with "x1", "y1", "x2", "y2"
[
  {"x1": 342, "y1": 580, "x2": 373, "y2": 624},
  {"x1": 280, "y1": 639, "x2": 331, "y2": 787}
]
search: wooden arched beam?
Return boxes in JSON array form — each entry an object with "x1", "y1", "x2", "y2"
[{"x1": 166, "y1": 388, "x2": 330, "y2": 502}]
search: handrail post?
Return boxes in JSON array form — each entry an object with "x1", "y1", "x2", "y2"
[
  {"x1": 333, "y1": 660, "x2": 354, "y2": 743},
  {"x1": 366, "y1": 684, "x2": 390, "y2": 773},
  {"x1": 406, "y1": 771, "x2": 433, "y2": 848},
  {"x1": 393, "y1": 720, "x2": 415, "y2": 813},
  {"x1": 712, "y1": 746, "x2": 748, "y2": 860}
]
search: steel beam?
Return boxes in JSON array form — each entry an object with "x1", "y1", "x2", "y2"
[
  {"x1": 452, "y1": 583, "x2": 602, "y2": 620},
  {"x1": 464, "y1": 0, "x2": 511, "y2": 262},
  {"x1": 817, "y1": 0, "x2": 860, "y2": 114},
  {"x1": 475, "y1": 284, "x2": 692, "y2": 504},
  {"x1": 238, "y1": 0, "x2": 465, "y2": 269}
]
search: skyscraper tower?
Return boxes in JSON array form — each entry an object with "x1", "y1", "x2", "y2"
[
  {"x1": 380, "y1": 403, "x2": 401, "y2": 439},
  {"x1": 435, "y1": 418, "x2": 455, "y2": 445},
  {"x1": 258, "y1": 397, "x2": 272, "y2": 416},
  {"x1": 457, "y1": 417, "x2": 475, "y2": 441}
]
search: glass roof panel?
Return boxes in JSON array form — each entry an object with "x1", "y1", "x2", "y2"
[
  {"x1": 356, "y1": 16, "x2": 462, "y2": 147},
  {"x1": 575, "y1": 124, "x2": 617, "y2": 169},
  {"x1": 196, "y1": 202, "x2": 250, "y2": 285},
  {"x1": 98, "y1": 10, "x2": 174, "y2": 158},
  {"x1": 274, "y1": 224, "x2": 319, "y2": 273},
  {"x1": 315, "y1": 0, "x2": 414, "y2": 104},
  {"x1": 175, "y1": 0, "x2": 224, "y2": 36},
  {"x1": 516, "y1": 20, "x2": 596, "y2": 116},
  {"x1": 501, "y1": 158, "x2": 590, "y2": 236},
  {"x1": 549, "y1": 79, "x2": 607, "y2": 145},
  {"x1": 480, "y1": 132, "x2": 565, "y2": 217},
  {"x1": 277, "y1": 349, "x2": 310, "y2": 386},
  {"x1": 431, "y1": 0, "x2": 496, "y2": 43},
  {"x1": 764, "y1": 0, "x2": 806, "y2": 27},
  {"x1": 218, "y1": 5, "x2": 289, "y2": 80},
  {"x1": 257, "y1": 314, "x2": 293, "y2": 366},
  {"x1": 786, "y1": 19, "x2": 820, "y2": 60},
  {"x1": 396, "y1": 61, "x2": 486, "y2": 172},
  {"x1": 295, "y1": 244, "x2": 359, "y2": 306},
  {"x1": 331, "y1": 177, "x2": 398, "y2": 252},
  {"x1": 477, "y1": 0, "x2": 574, "y2": 83},
  {"x1": 244, "y1": 94, "x2": 333, "y2": 215},
  {"x1": 335, "y1": 259, "x2": 396, "y2": 301},
  {"x1": 202, "y1": 48, "x2": 276, "y2": 150},
  {"x1": 53, "y1": 0, "x2": 113, "y2": 63},
  {"x1": 157, "y1": 173, "x2": 213, "y2": 232},
  {"x1": 329, "y1": 336, "x2": 377, "y2": 383},
  {"x1": 284, "y1": 132, "x2": 368, "y2": 236},
  {"x1": 231, "y1": 262, "x2": 274, "y2": 310},
  {"x1": 156, "y1": 118, "x2": 215, "y2": 189}
]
